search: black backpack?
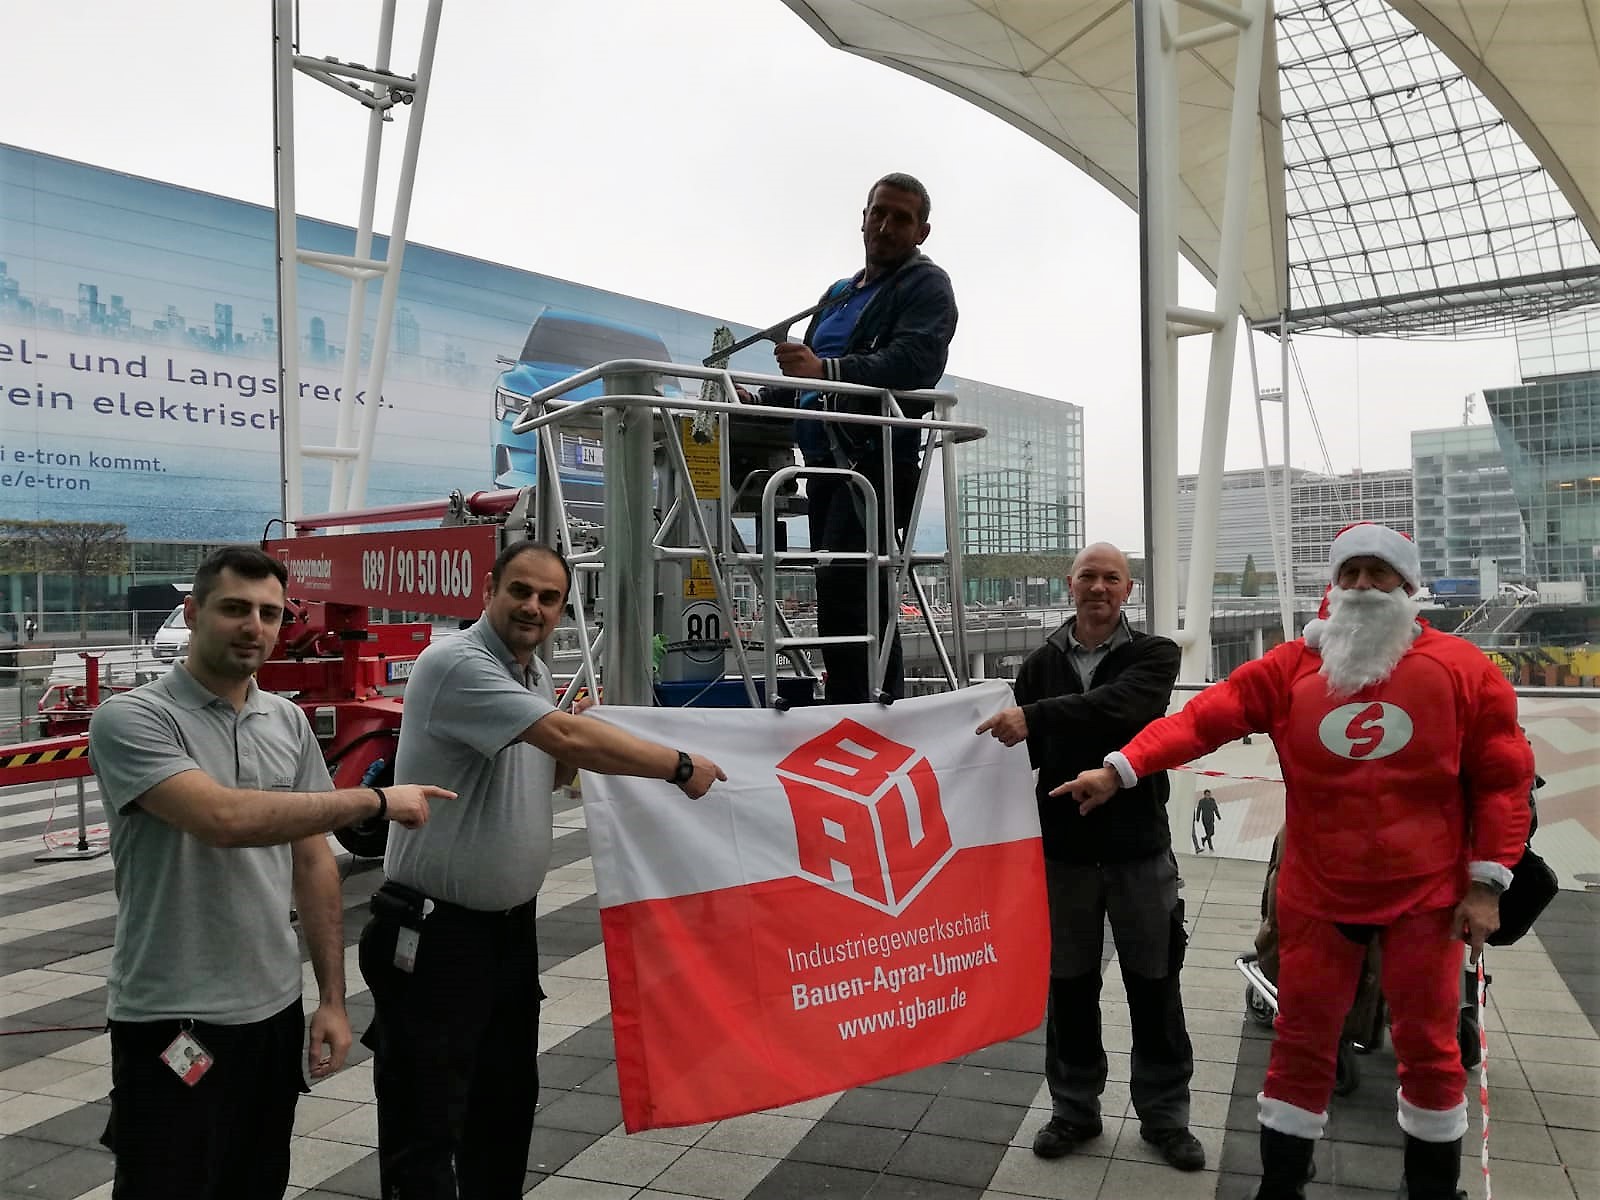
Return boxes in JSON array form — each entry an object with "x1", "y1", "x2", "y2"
[{"x1": 1487, "y1": 772, "x2": 1559, "y2": 947}]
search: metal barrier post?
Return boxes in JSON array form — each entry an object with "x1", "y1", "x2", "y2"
[
  {"x1": 34, "y1": 778, "x2": 110, "y2": 862},
  {"x1": 601, "y1": 372, "x2": 659, "y2": 705},
  {"x1": 941, "y1": 397, "x2": 972, "y2": 687}
]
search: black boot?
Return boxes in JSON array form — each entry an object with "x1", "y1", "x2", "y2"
[
  {"x1": 1254, "y1": 1127, "x2": 1316, "y2": 1199},
  {"x1": 1397, "y1": 1135, "x2": 1465, "y2": 1200}
]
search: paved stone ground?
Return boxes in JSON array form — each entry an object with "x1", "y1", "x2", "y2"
[{"x1": 0, "y1": 777, "x2": 1595, "y2": 1199}]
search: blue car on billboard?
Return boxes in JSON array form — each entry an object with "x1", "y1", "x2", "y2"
[{"x1": 491, "y1": 309, "x2": 678, "y2": 521}]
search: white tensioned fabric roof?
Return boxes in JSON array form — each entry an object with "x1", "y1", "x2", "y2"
[{"x1": 783, "y1": 0, "x2": 1600, "y2": 336}]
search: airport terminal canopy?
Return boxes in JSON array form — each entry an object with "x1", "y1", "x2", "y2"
[{"x1": 783, "y1": 0, "x2": 1600, "y2": 337}]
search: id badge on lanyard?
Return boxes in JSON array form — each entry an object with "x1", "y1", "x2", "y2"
[{"x1": 161, "y1": 1026, "x2": 214, "y2": 1086}]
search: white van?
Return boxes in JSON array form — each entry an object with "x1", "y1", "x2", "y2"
[{"x1": 152, "y1": 604, "x2": 191, "y2": 662}]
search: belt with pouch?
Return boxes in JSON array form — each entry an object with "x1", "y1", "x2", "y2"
[{"x1": 371, "y1": 879, "x2": 534, "y2": 925}]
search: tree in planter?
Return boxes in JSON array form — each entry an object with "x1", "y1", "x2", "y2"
[
  {"x1": 0, "y1": 520, "x2": 130, "y2": 636},
  {"x1": 1240, "y1": 553, "x2": 1261, "y2": 597}
]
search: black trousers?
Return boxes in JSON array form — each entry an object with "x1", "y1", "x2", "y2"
[
  {"x1": 1043, "y1": 853, "x2": 1194, "y2": 1131},
  {"x1": 358, "y1": 883, "x2": 545, "y2": 1200},
  {"x1": 807, "y1": 458, "x2": 918, "y2": 704},
  {"x1": 102, "y1": 999, "x2": 305, "y2": 1200}
]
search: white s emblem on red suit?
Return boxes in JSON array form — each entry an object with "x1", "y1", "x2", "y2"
[{"x1": 1316, "y1": 701, "x2": 1414, "y2": 761}]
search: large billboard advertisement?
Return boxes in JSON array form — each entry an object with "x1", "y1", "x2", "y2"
[
  {"x1": 0, "y1": 146, "x2": 991, "y2": 550},
  {"x1": 0, "y1": 146, "x2": 759, "y2": 541}
]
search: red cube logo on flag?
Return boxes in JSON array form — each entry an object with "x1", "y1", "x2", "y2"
[{"x1": 777, "y1": 719, "x2": 954, "y2": 916}]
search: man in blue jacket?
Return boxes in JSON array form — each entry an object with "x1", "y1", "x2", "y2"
[{"x1": 755, "y1": 173, "x2": 958, "y2": 703}]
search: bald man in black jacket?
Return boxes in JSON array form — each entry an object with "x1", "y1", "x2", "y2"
[{"x1": 978, "y1": 543, "x2": 1204, "y2": 1173}]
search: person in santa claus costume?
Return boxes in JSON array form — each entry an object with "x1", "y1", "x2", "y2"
[{"x1": 1054, "y1": 522, "x2": 1532, "y2": 1200}]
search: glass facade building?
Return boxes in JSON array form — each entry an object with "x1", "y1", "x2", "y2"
[
  {"x1": 1175, "y1": 466, "x2": 1412, "y2": 595},
  {"x1": 1485, "y1": 372, "x2": 1600, "y2": 594},
  {"x1": 1290, "y1": 468, "x2": 1414, "y2": 589},
  {"x1": 953, "y1": 382, "x2": 1085, "y2": 604},
  {"x1": 1175, "y1": 467, "x2": 1305, "y2": 585},
  {"x1": 1410, "y1": 425, "x2": 1529, "y2": 585}
]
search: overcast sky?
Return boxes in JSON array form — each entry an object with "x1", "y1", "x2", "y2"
[{"x1": 3, "y1": 0, "x2": 1526, "y2": 551}]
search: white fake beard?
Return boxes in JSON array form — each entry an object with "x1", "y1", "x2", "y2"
[{"x1": 1317, "y1": 585, "x2": 1418, "y2": 697}]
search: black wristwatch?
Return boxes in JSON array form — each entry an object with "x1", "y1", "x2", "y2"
[{"x1": 668, "y1": 750, "x2": 695, "y2": 786}]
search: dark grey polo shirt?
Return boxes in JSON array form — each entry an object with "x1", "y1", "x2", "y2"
[
  {"x1": 1064, "y1": 614, "x2": 1132, "y2": 689},
  {"x1": 87, "y1": 666, "x2": 332, "y2": 1023},
  {"x1": 384, "y1": 615, "x2": 558, "y2": 911}
]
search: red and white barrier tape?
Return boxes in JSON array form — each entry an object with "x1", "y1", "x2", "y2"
[
  {"x1": 1479, "y1": 955, "x2": 1492, "y2": 1200},
  {"x1": 1174, "y1": 765, "x2": 1285, "y2": 785},
  {"x1": 43, "y1": 824, "x2": 109, "y2": 849}
]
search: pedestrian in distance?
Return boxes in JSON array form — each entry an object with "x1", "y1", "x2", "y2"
[{"x1": 1195, "y1": 788, "x2": 1221, "y2": 852}]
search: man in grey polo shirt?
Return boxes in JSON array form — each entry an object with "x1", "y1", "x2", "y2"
[
  {"x1": 87, "y1": 545, "x2": 452, "y2": 1200},
  {"x1": 359, "y1": 540, "x2": 725, "y2": 1199}
]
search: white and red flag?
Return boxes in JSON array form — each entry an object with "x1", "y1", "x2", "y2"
[{"x1": 580, "y1": 681, "x2": 1049, "y2": 1132}]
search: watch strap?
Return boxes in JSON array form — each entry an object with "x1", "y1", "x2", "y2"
[{"x1": 670, "y1": 750, "x2": 694, "y2": 785}]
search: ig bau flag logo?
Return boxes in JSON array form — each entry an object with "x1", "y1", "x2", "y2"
[{"x1": 777, "y1": 719, "x2": 954, "y2": 917}]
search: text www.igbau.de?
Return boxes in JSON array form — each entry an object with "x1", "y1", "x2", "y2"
[{"x1": 835, "y1": 986, "x2": 968, "y2": 1040}]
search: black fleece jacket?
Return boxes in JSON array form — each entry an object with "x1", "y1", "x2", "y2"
[{"x1": 1015, "y1": 621, "x2": 1181, "y2": 865}]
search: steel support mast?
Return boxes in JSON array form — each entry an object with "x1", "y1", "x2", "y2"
[
  {"x1": 1135, "y1": 0, "x2": 1272, "y2": 680},
  {"x1": 271, "y1": 0, "x2": 442, "y2": 525}
]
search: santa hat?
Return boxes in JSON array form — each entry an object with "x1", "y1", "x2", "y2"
[
  {"x1": 1304, "y1": 523, "x2": 1421, "y2": 649},
  {"x1": 1327, "y1": 522, "x2": 1421, "y2": 592}
]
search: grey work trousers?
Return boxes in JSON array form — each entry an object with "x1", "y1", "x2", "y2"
[{"x1": 1043, "y1": 851, "x2": 1195, "y2": 1132}]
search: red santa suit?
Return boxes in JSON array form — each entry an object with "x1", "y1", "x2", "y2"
[{"x1": 1113, "y1": 615, "x2": 1531, "y2": 1143}]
